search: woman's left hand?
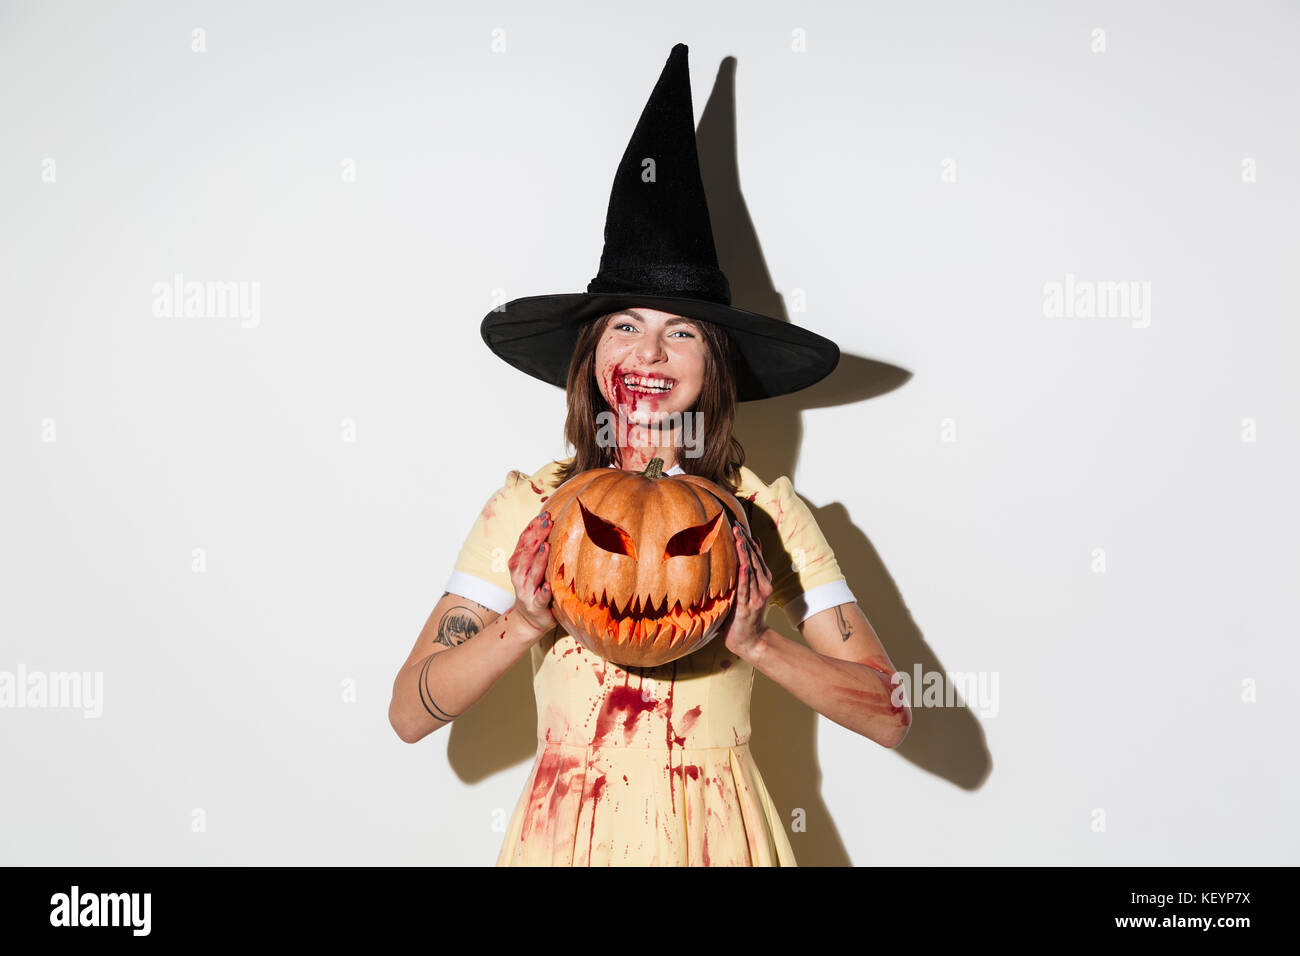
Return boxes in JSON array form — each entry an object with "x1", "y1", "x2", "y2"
[{"x1": 721, "y1": 522, "x2": 773, "y2": 658}]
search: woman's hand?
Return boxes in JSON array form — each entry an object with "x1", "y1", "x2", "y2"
[
  {"x1": 721, "y1": 522, "x2": 773, "y2": 658},
  {"x1": 507, "y1": 511, "x2": 557, "y2": 640}
]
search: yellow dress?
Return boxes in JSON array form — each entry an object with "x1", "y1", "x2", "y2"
[{"x1": 444, "y1": 457, "x2": 855, "y2": 866}]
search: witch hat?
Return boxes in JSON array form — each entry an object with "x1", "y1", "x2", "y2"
[{"x1": 480, "y1": 43, "x2": 839, "y2": 402}]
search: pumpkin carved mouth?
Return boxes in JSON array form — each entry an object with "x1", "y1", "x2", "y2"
[{"x1": 553, "y1": 561, "x2": 733, "y2": 651}]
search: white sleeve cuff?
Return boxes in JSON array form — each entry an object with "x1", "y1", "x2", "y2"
[
  {"x1": 780, "y1": 579, "x2": 857, "y2": 627},
  {"x1": 444, "y1": 571, "x2": 515, "y2": 615}
]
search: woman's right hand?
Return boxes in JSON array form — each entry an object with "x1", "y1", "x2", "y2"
[{"x1": 508, "y1": 511, "x2": 557, "y2": 639}]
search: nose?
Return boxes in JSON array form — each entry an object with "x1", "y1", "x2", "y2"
[{"x1": 637, "y1": 335, "x2": 667, "y2": 365}]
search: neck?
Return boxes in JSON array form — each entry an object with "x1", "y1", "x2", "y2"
[{"x1": 614, "y1": 426, "x2": 679, "y2": 472}]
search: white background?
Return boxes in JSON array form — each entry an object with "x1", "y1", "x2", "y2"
[{"x1": 2, "y1": 0, "x2": 1297, "y2": 865}]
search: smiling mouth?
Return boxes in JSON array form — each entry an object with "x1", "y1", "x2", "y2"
[{"x1": 621, "y1": 373, "x2": 676, "y2": 394}]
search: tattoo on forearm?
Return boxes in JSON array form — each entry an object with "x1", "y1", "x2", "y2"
[
  {"x1": 835, "y1": 605, "x2": 854, "y2": 642},
  {"x1": 433, "y1": 594, "x2": 488, "y2": 649},
  {"x1": 419, "y1": 653, "x2": 461, "y2": 722}
]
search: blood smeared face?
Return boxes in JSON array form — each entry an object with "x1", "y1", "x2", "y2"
[{"x1": 594, "y1": 309, "x2": 706, "y2": 427}]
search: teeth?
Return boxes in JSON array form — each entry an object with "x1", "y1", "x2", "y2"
[
  {"x1": 623, "y1": 374, "x2": 674, "y2": 391},
  {"x1": 577, "y1": 588, "x2": 726, "y2": 651}
]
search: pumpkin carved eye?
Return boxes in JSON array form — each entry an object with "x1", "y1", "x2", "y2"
[
  {"x1": 664, "y1": 511, "x2": 725, "y2": 559},
  {"x1": 578, "y1": 498, "x2": 637, "y2": 558}
]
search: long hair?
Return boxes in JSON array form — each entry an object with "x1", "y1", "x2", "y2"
[{"x1": 552, "y1": 313, "x2": 746, "y2": 493}]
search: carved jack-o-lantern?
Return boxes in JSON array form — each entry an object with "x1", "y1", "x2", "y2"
[{"x1": 543, "y1": 457, "x2": 748, "y2": 667}]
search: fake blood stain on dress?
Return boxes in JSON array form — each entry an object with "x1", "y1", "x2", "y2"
[
  {"x1": 582, "y1": 773, "x2": 609, "y2": 861},
  {"x1": 511, "y1": 622, "x2": 779, "y2": 864},
  {"x1": 583, "y1": 656, "x2": 709, "y2": 822},
  {"x1": 520, "y1": 747, "x2": 585, "y2": 848},
  {"x1": 592, "y1": 682, "x2": 658, "y2": 747},
  {"x1": 676, "y1": 704, "x2": 702, "y2": 740}
]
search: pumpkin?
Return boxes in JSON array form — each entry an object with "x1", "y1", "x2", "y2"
[{"x1": 542, "y1": 457, "x2": 748, "y2": 667}]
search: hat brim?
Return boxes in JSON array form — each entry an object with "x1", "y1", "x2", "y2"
[{"x1": 480, "y1": 293, "x2": 839, "y2": 402}]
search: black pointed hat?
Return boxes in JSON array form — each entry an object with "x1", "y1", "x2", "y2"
[{"x1": 480, "y1": 43, "x2": 839, "y2": 402}]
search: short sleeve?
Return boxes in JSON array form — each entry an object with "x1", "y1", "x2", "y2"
[
  {"x1": 443, "y1": 470, "x2": 543, "y2": 614},
  {"x1": 745, "y1": 475, "x2": 856, "y2": 627}
]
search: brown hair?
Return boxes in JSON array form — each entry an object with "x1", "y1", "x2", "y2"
[{"x1": 552, "y1": 313, "x2": 746, "y2": 493}]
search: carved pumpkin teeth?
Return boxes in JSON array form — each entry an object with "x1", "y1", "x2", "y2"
[{"x1": 560, "y1": 562, "x2": 737, "y2": 653}]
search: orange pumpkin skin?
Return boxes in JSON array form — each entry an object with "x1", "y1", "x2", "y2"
[{"x1": 542, "y1": 457, "x2": 748, "y2": 667}]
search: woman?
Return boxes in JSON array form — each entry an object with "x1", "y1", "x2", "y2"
[
  {"x1": 388, "y1": 306, "x2": 911, "y2": 865},
  {"x1": 388, "y1": 43, "x2": 910, "y2": 864}
]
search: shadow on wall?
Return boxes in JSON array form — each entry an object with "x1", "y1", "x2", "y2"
[
  {"x1": 704, "y1": 51, "x2": 994, "y2": 864},
  {"x1": 440, "y1": 50, "x2": 992, "y2": 867}
]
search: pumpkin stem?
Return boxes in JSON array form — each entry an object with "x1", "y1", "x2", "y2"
[{"x1": 641, "y1": 457, "x2": 665, "y2": 480}]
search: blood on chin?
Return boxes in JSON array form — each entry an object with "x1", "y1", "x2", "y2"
[{"x1": 616, "y1": 405, "x2": 677, "y2": 428}]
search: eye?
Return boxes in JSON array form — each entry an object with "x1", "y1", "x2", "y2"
[
  {"x1": 663, "y1": 511, "x2": 725, "y2": 558},
  {"x1": 578, "y1": 498, "x2": 637, "y2": 558},
  {"x1": 671, "y1": 329, "x2": 696, "y2": 339},
  {"x1": 615, "y1": 322, "x2": 638, "y2": 332}
]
